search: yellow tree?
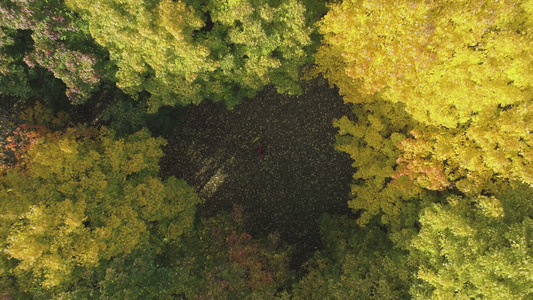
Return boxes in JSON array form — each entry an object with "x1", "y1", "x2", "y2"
[
  {"x1": 333, "y1": 98, "x2": 423, "y2": 227},
  {"x1": 318, "y1": 0, "x2": 533, "y2": 199},
  {"x1": 0, "y1": 126, "x2": 200, "y2": 292},
  {"x1": 395, "y1": 103, "x2": 533, "y2": 195},
  {"x1": 66, "y1": 0, "x2": 313, "y2": 112},
  {"x1": 315, "y1": 0, "x2": 532, "y2": 128}
]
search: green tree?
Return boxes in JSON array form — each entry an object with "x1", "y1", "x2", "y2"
[
  {"x1": 178, "y1": 206, "x2": 293, "y2": 299},
  {"x1": 0, "y1": 27, "x2": 36, "y2": 99},
  {"x1": 0, "y1": 125, "x2": 200, "y2": 294},
  {"x1": 37, "y1": 206, "x2": 293, "y2": 299},
  {"x1": 66, "y1": 0, "x2": 313, "y2": 112},
  {"x1": 58, "y1": 247, "x2": 188, "y2": 300},
  {"x1": 409, "y1": 184, "x2": 533, "y2": 299},
  {"x1": 291, "y1": 214, "x2": 412, "y2": 299}
]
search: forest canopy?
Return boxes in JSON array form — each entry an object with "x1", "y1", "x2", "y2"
[
  {"x1": 1, "y1": 0, "x2": 532, "y2": 298},
  {"x1": 65, "y1": 0, "x2": 314, "y2": 111}
]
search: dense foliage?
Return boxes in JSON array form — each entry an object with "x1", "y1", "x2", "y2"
[
  {"x1": 177, "y1": 206, "x2": 293, "y2": 298},
  {"x1": 409, "y1": 186, "x2": 533, "y2": 299},
  {"x1": 1, "y1": 0, "x2": 532, "y2": 298},
  {"x1": 315, "y1": 0, "x2": 533, "y2": 298},
  {"x1": 291, "y1": 214, "x2": 412, "y2": 299},
  {"x1": 315, "y1": 0, "x2": 533, "y2": 192},
  {"x1": 66, "y1": 0, "x2": 314, "y2": 111},
  {"x1": 315, "y1": 0, "x2": 532, "y2": 126},
  {"x1": 0, "y1": 0, "x2": 109, "y2": 104},
  {"x1": 0, "y1": 116, "x2": 200, "y2": 295}
]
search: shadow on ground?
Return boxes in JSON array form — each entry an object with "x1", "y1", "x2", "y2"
[{"x1": 160, "y1": 76, "x2": 356, "y2": 268}]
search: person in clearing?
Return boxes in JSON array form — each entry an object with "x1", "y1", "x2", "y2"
[{"x1": 257, "y1": 143, "x2": 263, "y2": 161}]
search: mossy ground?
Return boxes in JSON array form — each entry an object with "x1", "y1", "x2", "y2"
[{"x1": 160, "y1": 76, "x2": 356, "y2": 268}]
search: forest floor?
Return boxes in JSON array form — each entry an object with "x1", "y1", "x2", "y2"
[{"x1": 160, "y1": 76, "x2": 357, "y2": 269}]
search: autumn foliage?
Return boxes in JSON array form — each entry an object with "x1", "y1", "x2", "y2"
[
  {"x1": 0, "y1": 102, "x2": 67, "y2": 174},
  {"x1": 65, "y1": 0, "x2": 313, "y2": 111},
  {"x1": 0, "y1": 124, "x2": 200, "y2": 292},
  {"x1": 315, "y1": 0, "x2": 532, "y2": 127},
  {"x1": 319, "y1": 0, "x2": 533, "y2": 297},
  {"x1": 320, "y1": 0, "x2": 533, "y2": 220},
  {"x1": 181, "y1": 205, "x2": 292, "y2": 298},
  {"x1": 0, "y1": 0, "x2": 107, "y2": 103},
  {"x1": 0, "y1": 123, "x2": 47, "y2": 173},
  {"x1": 1, "y1": 0, "x2": 532, "y2": 298}
]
